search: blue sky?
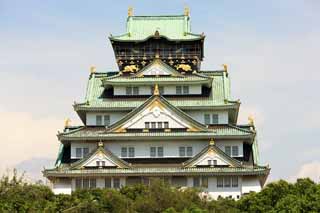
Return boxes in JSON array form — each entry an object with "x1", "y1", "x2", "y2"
[{"x1": 1, "y1": 0, "x2": 320, "y2": 181}]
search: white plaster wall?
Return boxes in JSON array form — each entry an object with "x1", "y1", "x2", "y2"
[
  {"x1": 185, "y1": 110, "x2": 229, "y2": 125},
  {"x1": 241, "y1": 176, "x2": 261, "y2": 194},
  {"x1": 114, "y1": 85, "x2": 202, "y2": 96},
  {"x1": 105, "y1": 140, "x2": 208, "y2": 158},
  {"x1": 52, "y1": 179, "x2": 72, "y2": 195},
  {"x1": 86, "y1": 112, "x2": 127, "y2": 126},
  {"x1": 215, "y1": 141, "x2": 244, "y2": 157},
  {"x1": 70, "y1": 142, "x2": 97, "y2": 159}
]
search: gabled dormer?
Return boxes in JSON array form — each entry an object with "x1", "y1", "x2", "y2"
[
  {"x1": 183, "y1": 139, "x2": 243, "y2": 168},
  {"x1": 70, "y1": 142, "x2": 131, "y2": 169},
  {"x1": 107, "y1": 88, "x2": 208, "y2": 133},
  {"x1": 134, "y1": 59, "x2": 184, "y2": 77}
]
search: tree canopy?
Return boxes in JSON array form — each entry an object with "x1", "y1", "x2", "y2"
[{"x1": 0, "y1": 171, "x2": 319, "y2": 213}]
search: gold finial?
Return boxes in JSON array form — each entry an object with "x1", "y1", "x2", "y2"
[
  {"x1": 128, "y1": 7, "x2": 133, "y2": 16},
  {"x1": 184, "y1": 7, "x2": 190, "y2": 16},
  {"x1": 209, "y1": 138, "x2": 215, "y2": 145},
  {"x1": 153, "y1": 84, "x2": 160, "y2": 96},
  {"x1": 222, "y1": 64, "x2": 228, "y2": 72},
  {"x1": 248, "y1": 115, "x2": 255, "y2": 126},
  {"x1": 90, "y1": 66, "x2": 96, "y2": 74},
  {"x1": 64, "y1": 118, "x2": 71, "y2": 128},
  {"x1": 98, "y1": 141, "x2": 104, "y2": 147}
]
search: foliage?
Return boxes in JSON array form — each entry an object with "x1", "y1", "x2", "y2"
[{"x1": 0, "y1": 171, "x2": 320, "y2": 213}]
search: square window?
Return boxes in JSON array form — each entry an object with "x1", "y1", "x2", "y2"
[
  {"x1": 193, "y1": 177, "x2": 200, "y2": 187},
  {"x1": 232, "y1": 146, "x2": 239, "y2": 156},
  {"x1": 212, "y1": 114, "x2": 219, "y2": 124},
  {"x1": 133, "y1": 87, "x2": 139, "y2": 95},
  {"x1": 213, "y1": 160, "x2": 217, "y2": 166},
  {"x1": 151, "y1": 122, "x2": 156, "y2": 129},
  {"x1": 126, "y1": 87, "x2": 132, "y2": 95},
  {"x1": 204, "y1": 114, "x2": 210, "y2": 125},
  {"x1": 150, "y1": 147, "x2": 156, "y2": 157},
  {"x1": 164, "y1": 122, "x2": 169, "y2": 129},
  {"x1": 96, "y1": 115, "x2": 102, "y2": 126},
  {"x1": 157, "y1": 122, "x2": 163, "y2": 129},
  {"x1": 232, "y1": 176, "x2": 238, "y2": 187},
  {"x1": 217, "y1": 177, "x2": 223, "y2": 188},
  {"x1": 75, "y1": 178, "x2": 82, "y2": 189},
  {"x1": 83, "y1": 148, "x2": 89, "y2": 157},
  {"x1": 101, "y1": 161, "x2": 106, "y2": 167},
  {"x1": 104, "y1": 115, "x2": 110, "y2": 126},
  {"x1": 187, "y1": 147, "x2": 193, "y2": 156},
  {"x1": 157, "y1": 147, "x2": 164, "y2": 157},
  {"x1": 96, "y1": 161, "x2": 100, "y2": 167},
  {"x1": 128, "y1": 147, "x2": 135, "y2": 157},
  {"x1": 90, "y1": 179, "x2": 96, "y2": 189},
  {"x1": 121, "y1": 147, "x2": 127, "y2": 157},
  {"x1": 83, "y1": 178, "x2": 90, "y2": 189},
  {"x1": 179, "y1": 147, "x2": 186, "y2": 157},
  {"x1": 105, "y1": 178, "x2": 112, "y2": 188},
  {"x1": 113, "y1": 178, "x2": 120, "y2": 189},
  {"x1": 201, "y1": 176, "x2": 208, "y2": 188},
  {"x1": 224, "y1": 177, "x2": 231, "y2": 187},
  {"x1": 225, "y1": 146, "x2": 231, "y2": 156},
  {"x1": 176, "y1": 86, "x2": 182, "y2": 95},
  {"x1": 76, "y1": 148, "x2": 82, "y2": 158},
  {"x1": 208, "y1": 160, "x2": 212, "y2": 165},
  {"x1": 159, "y1": 86, "x2": 164, "y2": 94},
  {"x1": 183, "y1": 86, "x2": 189, "y2": 94},
  {"x1": 145, "y1": 122, "x2": 150, "y2": 129}
]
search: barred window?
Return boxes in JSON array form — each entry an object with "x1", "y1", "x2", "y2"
[
  {"x1": 164, "y1": 122, "x2": 169, "y2": 128},
  {"x1": 193, "y1": 177, "x2": 200, "y2": 187},
  {"x1": 113, "y1": 178, "x2": 120, "y2": 189},
  {"x1": 217, "y1": 177, "x2": 223, "y2": 188},
  {"x1": 212, "y1": 114, "x2": 219, "y2": 124},
  {"x1": 133, "y1": 87, "x2": 139, "y2": 95},
  {"x1": 128, "y1": 147, "x2": 135, "y2": 157},
  {"x1": 105, "y1": 178, "x2": 112, "y2": 188},
  {"x1": 232, "y1": 146, "x2": 239, "y2": 156},
  {"x1": 104, "y1": 115, "x2": 110, "y2": 126},
  {"x1": 96, "y1": 115, "x2": 102, "y2": 125},
  {"x1": 232, "y1": 177, "x2": 239, "y2": 187},
  {"x1": 186, "y1": 147, "x2": 193, "y2": 156},
  {"x1": 145, "y1": 122, "x2": 150, "y2": 129},
  {"x1": 224, "y1": 177, "x2": 231, "y2": 187},
  {"x1": 121, "y1": 147, "x2": 127, "y2": 157},
  {"x1": 176, "y1": 86, "x2": 182, "y2": 95},
  {"x1": 83, "y1": 148, "x2": 89, "y2": 157},
  {"x1": 204, "y1": 114, "x2": 210, "y2": 125},
  {"x1": 225, "y1": 146, "x2": 231, "y2": 156},
  {"x1": 157, "y1": 147, "x2": 164, "y2": 157},
  {"x1": 179, "y1": 147, "x2": 186, "y2": 157},
  {"x1": 150, "y1": 147, "x2": 156, "y2": 157},
  {"x1": 183, "y1": 86, "x2": 189, "y2": 94},
  {"x1": 76, "y1": 148, "x2": 82, "y2": 158},
  {"x1": 201, "y1": 176, "x2": 208, "y2": 188}
]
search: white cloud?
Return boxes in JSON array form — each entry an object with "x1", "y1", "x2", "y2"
[
  {"x1": 0, "y1": 107, "x2": 62, "y2": 174},
  {"x1": 289, "y1": 161, "x2": 320, "y2": 183}
]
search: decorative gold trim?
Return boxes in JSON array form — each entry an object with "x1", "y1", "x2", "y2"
[
  {"x1": 128, "y1": 7, "x2": 133, "y2": 17},
  {"x1": 184, "y1": 7, "x2": 190, "y2": 16},
  {"x1": 209, "y1": 138, "x2": 215, "y2": 145},
  {"x1": 153, "y1": 84, "x2": 160, "y2": 96},
  {"x1": 64, "y1": 118, "x2": 71, "y2": 128},
  {"x1": 90, "y1": 66, "x2": 96, "y2": 74}
]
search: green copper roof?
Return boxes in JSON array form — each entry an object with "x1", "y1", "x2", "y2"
[
  {"x1": 74, "y1": 71, "x2": 236, "y2": 111},
  {"x1": 58, "y1": 125, "x2": 254, "y2": 141},
  {"x1": 109, "y1": 15, "x2": 204, "y2": 42},
  {"x1": 44, "y1": 166, "x2": 269, "y2": 177}
]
